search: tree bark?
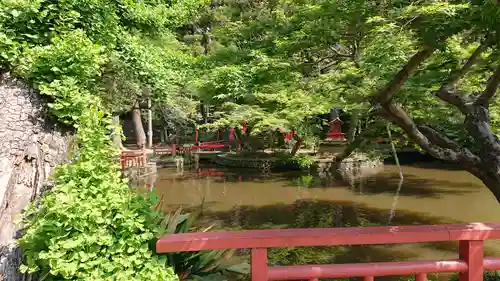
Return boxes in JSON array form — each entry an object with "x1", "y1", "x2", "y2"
[
  {"x1": 290, "y1": 138, "x2": 304, "y2": 156},
  {"x1": 111, "y1": 115, "x2": 123, "y2": 150},
  {"x1": 132, "y1": 106, "x2": 146, "y2": 149}
]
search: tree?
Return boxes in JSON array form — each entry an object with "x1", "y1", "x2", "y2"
[
  {"x1": 369, "y1": 1, "x2": 500, "y2": 201},
  {"x1": 190, "y1": 0, "x2": 500, "y2": 202},
  {"x1": 1, "y1": 0, "x2": 203, "y2": 143},
  {"x1": 185, "y1": 1, "x2": 341, "y2": 152}
]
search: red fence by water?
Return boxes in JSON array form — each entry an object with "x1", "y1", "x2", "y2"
[
  {"x1": 120, "y1": 150, "x2": 147, "y2": 169},
  {"x1": 157, "y1": 223, "x2": 500, "y2": 281}
]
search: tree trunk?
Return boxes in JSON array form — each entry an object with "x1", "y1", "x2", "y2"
[
  {"x1": 347, "y1": 113, "x2": 359, "y2": 142},
  {"x1": 235, "y1": 128, "x2": 251, "y2": 151},
  {"x1": 462, "y1": 106, "x2": 500, "y2": 203},
  {"x1": 164, "y1": 127, "x2": 168, "y2": 143},
  {"x1": 175, "y1": 125, "x2": 180, "y2": 145},
  {"x1": 111, "y1": 115, "x2": 123, "y2": 150},
  {"x1": 147, "y1": 98, "x2": 153, "y2": 149},
  {"x1": 200, "y1": 103, "x2": 208, "y2": 124},
  {"x1": 290, "y1": 138, "x2": 304, "y2": 156},
  {"x1": 132, "y1": 107, "x2": 146, "y2": 149}
]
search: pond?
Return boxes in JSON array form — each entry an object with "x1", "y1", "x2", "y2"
[{"x1": 147, "y1": 161, "x2": 500, "y2": 280}]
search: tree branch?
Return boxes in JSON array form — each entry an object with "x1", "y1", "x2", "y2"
[
  {"x1": 475, "y1": 64, "x2": 500, "y2": 106},
  {"x1": 417, "y1": 125, "x2": 481, "y2": 165},
  {"x1": 372, "y1": 46, "x2": 483, "y2": 166},
  {"x1": 435, "y1": 42, "x2": 488, "y2": 113},
  {"x1": 443, "y1": 42, "x2": 488, "y2": 90},
  {"x1": 379, "y1": 104, "x2": 462, "y2": 161},
  {"x1": 376, "y1": 47, "x2": 436, "y2": 104},
  {"x1": 372, "y1": 47, "x2": 465, "y2": 161}
]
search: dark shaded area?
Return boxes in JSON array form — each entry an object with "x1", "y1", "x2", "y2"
[
  {"x1": 333, "y1": 175, "x2": 480, "y2": 198},
  {"x1": 385, "y1": 151, "x2": 462, "y2": 171}
]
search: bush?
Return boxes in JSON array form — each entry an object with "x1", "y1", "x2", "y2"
[{"x1": 18, "y1": 106, "x2": 178, "y2": 281}]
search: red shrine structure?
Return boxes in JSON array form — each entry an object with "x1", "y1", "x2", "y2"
[{"x1": 325, "y1": 117, "x2": 346, "y2": 141}]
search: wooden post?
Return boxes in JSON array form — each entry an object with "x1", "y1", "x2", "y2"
[
  {"x1": 459, "y1": 240, "x2": 484, "y2": 281},
  {"x1": 251, "y1": 248, "x2": 268, "y2": 281}
]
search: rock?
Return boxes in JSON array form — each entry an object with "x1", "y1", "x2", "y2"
[
  {"x1": 0, "y1": 73, "x2": 71, "y2": 281},
  {"x1": 337, "y1": 152, "x2": 384, "y2": 185}
]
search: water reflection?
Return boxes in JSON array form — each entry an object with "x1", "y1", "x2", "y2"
[{"x1": 150, "y1": 163, "x2": 500, "y2": 280}]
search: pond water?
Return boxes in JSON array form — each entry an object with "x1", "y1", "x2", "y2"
[{"x1": 149, "y1": 162, "x2": 500, "y2": 280}]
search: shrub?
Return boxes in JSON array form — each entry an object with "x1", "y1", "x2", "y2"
[
  {"x1": 276, "y1": 152, "x2": 315, "y2": 169},
  {"x1": 18, "y1": 105, "x2": 178, "y2": 281}
]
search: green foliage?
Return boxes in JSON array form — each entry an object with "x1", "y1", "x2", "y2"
[
  {"x1": 1, "y1": 0, "x2": 201, "y2": 125},
  {"x1": 40, "y1": 78, "x2": 97, "y2": 124},
  {"x1": 186, "y1": 0, "x2": 500, "y2": 155},
  {"x1": 158, "y1": 208, "x2": 250, "y2": 281},
  {"x1": 16, "y1": 29, "x2": 106, "y2": 86},
  {"x1": 1, "y1": 1, "x2": 207, "y2": 279},
  {"x1": 450, "y1": 271, "x2": 500, "y2": 281},
  {"x1": 18, "y1": 105, "x2": 178, "y2": 281},
  {"x1": 276, "y1": 152, "x2": 315, "y2": 169}
]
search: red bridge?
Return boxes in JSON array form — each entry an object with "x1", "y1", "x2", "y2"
[{"x1": 157, "y1": 223, "x2": 500, "y2": 281}]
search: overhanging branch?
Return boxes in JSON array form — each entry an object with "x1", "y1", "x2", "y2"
[
  {"x1": 475, "y1": 64, "x2": 500, "y2": 107},
  {"x1": 376, "y1": 47, "x2": 435, "y2": 104},
  {"x1": 442, "y1": 42, "x2": 488, "y2": 90},
  {"x1": 372, "y1": 47, "x2": 476, "y2": 162},
  {"x1": 435, "y1": 41, "x2": 488, "y2": 113},
  {"x1": 379, "y1": 104, "x2": 461, "y2": 161}
]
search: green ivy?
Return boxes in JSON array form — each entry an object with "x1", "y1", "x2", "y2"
[{"x1": 18, "y1": 104, "x2": 178, "y2": 281}]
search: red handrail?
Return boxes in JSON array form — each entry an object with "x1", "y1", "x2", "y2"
[
  {"x1": 120, "y1": 150, "x2": 147, "y2": 169},
  {"x1": 157, "y1": 223, "x2": 500, "y2": 281}
]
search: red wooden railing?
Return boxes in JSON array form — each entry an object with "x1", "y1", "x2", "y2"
[
  {"x1": 157, "y1": 223, "x2": 500, "y2": 281},
  {"x1": 120, "y1": 150, "x2": 147, "y2": 169},
  {"x1": 192, "y1": 140, "x2": 229, "y2": 152},
  {"x1": 153, "y1": 144, "x2": 177, "y2": 156}
]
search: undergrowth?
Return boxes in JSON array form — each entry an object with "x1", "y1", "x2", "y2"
[{"x1": 18, "y1": 105, "x2": 178, "y2": 281}]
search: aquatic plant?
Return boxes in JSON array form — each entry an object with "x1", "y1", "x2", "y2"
[{"x1": 158, "y1": 208, "x2": 250, "y2": 281}]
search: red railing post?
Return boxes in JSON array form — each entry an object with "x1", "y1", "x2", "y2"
[
  {"x1": 459, "y1": 240, "x2": 484, "y2": 281},
  {"x1": 416, "y1": 272, "x2": 427, "y2": 281},
  {"x1": 251, "y1": 248, "x2": 268, "y2": 281}
]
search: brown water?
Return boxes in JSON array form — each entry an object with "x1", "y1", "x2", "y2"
[{"x1": 151, "y1": 163, "x2": 500, "y2": 280}]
